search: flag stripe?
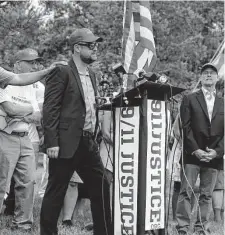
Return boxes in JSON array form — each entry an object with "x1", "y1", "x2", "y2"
[
  {"x1": 124, "y1": 16, "x2": 136, "y2": 73},
  {"x1": 140, "y1": 26, "x2": 156, "y2": 50}
]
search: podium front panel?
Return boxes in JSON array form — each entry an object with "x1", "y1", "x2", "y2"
[
  {"x1": 114, "y1": 106, "x2": 140, "y2": 235},
  {"x1": 145, "y1": 100, "x2": 166, "y2": 230}
]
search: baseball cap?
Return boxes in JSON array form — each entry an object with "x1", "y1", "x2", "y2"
[
  {"x1": 15, "y1": 48, "x2": 41, "y2": 63},
  {"x1": 201, "y1": 63, "x2": 218, "y2": 74},
  {"x1": 69, "y1": 28, "x2": 103, "y2": 46}
]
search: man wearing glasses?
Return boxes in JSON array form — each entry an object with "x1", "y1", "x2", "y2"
[
  {"x1": 0, "y1": 48, "x2": 44, "y2": 231},
  {"x1": 40, "y1": 28, "x2": 112, "y2": 235},
  {"x1": 176, "y1": 63, "x2": 224, "y2": 235}
]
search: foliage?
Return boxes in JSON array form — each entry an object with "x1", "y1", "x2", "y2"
[{"x1": 0, "y1": 0, "x2": 224, "y2": 91}]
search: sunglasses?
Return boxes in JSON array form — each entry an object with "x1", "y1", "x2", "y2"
[
  {"x1": 78, "y1": 42, "x2": 98, "y2": 50},
  {"x1": 202, "y1": 71, "x2": 217, "y2": 76}
]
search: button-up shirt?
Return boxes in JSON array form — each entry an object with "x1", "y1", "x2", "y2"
[
  {"x1": 79, "y1": 70, "x2": 96, "y2": 133},
  {"x1": 202, "y1": 87, "x2": 216, "y2": 122}
]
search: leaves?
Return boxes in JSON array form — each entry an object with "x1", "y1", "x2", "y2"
[{"x1": 0, "y1": 1, "x2": 223, "y2": 91}]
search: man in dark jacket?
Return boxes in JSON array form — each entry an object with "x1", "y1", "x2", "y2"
[
  {"x1": 40, "y1": 28, "x2": 112, "y2": 235},
  {"x1": 176, "y1": 63, "x2": 224, "y2": 235}
]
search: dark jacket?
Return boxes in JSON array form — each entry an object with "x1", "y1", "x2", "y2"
[
  {"x1": 180, "y1": 89, "x2": 224, "y2": 169},
  {"x1": 43, "y1": 58, "x2": 98, "y2": 158}
]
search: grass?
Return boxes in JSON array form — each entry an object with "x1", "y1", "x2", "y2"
[{"x1": 0, "y1": 162, "x2": 224, "y2": 235}]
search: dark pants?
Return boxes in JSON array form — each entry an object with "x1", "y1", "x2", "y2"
[
  {"x1": 40, "y1": 135, "x2": 112, "y2": 235},
  {"x1": 4, "y1": 178, "x2": 15, "y2": 215}
]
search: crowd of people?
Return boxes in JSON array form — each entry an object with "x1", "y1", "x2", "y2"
[{"x1": 0, "y1": 27, "x2": 224, "y2": 235}]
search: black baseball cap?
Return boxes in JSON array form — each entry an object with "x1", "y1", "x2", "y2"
[{"x1": 69, "y1": 28, "x2": 103, "y2": 46}]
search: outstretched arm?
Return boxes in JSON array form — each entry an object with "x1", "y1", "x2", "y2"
[
  {"x1": 9, "y1": 68, "x2": 52, "y2": 86},
  {"x1": 0, "y1": 66, "x2": 52, "y2": 87}
]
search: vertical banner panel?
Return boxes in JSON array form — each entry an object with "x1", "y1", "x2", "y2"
[
  {"x1": 145, "y1": 100, "x2": 166, "y2": 230},
  {"x1": 114, "y1": 106, "x2": 140, "y2": 235}
]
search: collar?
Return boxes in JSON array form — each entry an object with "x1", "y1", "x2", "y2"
[{"x1": 201, "y1": 87, "x2": 216, "y2": 96}]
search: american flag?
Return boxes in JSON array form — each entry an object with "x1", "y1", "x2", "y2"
[
  {"x1": 122, "y1": 0, "x2": 157, "y2": 82},
  {"x1": 210, "y1": 39, "x2": 225, "y2": 80}
]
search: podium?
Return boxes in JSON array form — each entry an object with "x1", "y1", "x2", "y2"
[{"x1": 99, "y1": 81, "x2": 185, "y2": 235}]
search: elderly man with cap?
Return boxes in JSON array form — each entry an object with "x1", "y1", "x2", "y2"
[
  {"x1": 40, "y1": 28, "x2": 112, "y2": 235},
  {"x1": 176, "y1": 63, "x2": 224, "y2": 235},
  {"x1": 0, "y1": 48, "x2": 45, "y2": 232}
]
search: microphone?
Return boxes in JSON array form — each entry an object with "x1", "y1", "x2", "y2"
[
  {"x1": 112, "y1": 63, "x2": 127, "y2": 92},
  {"x1": 137, "y1": 70, "x2": 159, "y2": 82},
  {"x1": 112, "y1": 63, "x2": 127, "y2": 77},
  {"x1": 136, "y1": 69, "x2": 168, "y2": 83},
  {"x1": 112, "y1": 63, "x2": 129, "y2": 104}
]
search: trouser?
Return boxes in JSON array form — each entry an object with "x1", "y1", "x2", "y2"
[
  {"x1": 40, "y1": 135, "x2": 113, "y2": 235},
  {"x1": 32, "y1": 141, "x2": 40, "y2": 169},
  {"x1": 4, "y1": 141, "x2": 40, "y2": 214},
  {"x1": 176, "y1": 164, "x2": 218, "y2": 233},
  {"x1": 0, "y1": 132, "x2": 35, "y2": 229},
  {"x1": 38, "y1": 154, "x2": 48, "y2": 197}
]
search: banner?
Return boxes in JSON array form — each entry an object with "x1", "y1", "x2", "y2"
[
  {"x1": 145, "y1": 100, "x2": 166, "y2": 230},
  {"x1": 114, "y1": 106, "x2": 140, "y2": 235}
]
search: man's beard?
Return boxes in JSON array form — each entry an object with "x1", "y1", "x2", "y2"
[{"x1": 80, "y1": 54, "x2": 96, "y2": 64}]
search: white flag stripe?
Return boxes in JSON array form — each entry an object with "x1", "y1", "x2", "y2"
[
  {"x1": 147, "y1": 50, "x2": 154, "y2": 67},
  {"x1": 140, "y1": 5, "x2": 152, "y2": 24},
  {"x1": 140, "y1": 26, "x2": 155, "y2": 47},
  {"x1": 137, "y1": 48, "x2": 149, "y2": 69},
  {"x1": 124, "y1": 15, "x2": 136, "y2": 72}
]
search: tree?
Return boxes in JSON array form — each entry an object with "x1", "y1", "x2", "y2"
[{"x1": 0, "y1": 1, "x2": 223, "y2": 91}]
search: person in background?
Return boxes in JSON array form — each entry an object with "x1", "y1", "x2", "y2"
[
  {"x1": 28, "y1": 80, "x2": 45, "y2": 168},
  {"x1": 3, "y1": 49, "x2": 45, "y2": 216},
  {"x1": 212, "y1": 162, "x2": 224, "y2": 222},
  {"x1": 0, "y1": 48, "x2": 44, "y2": 231},
  {"x1": 212, "y1": 80, "x2": 224, "y2": 223},
  {"x1": 61, "y1": 171, "x2": 83, "y2": 226},
  {"x1": 176, "y1": 63, "x2": 224, "y2": 235}
]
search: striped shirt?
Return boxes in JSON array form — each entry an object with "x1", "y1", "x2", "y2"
[
  {"x1": 202, "y1": 87, "x2": 216, "y2": 121},
  {"x1": 79, "y1": 70, "x2": 96, "y2": 133}
]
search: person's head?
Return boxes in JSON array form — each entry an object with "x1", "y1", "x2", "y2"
[
  {"x1": 200, "y1": 63, "x2": 219, "y2": 89},
  {"x1": 14, "y1": 48, "x2": 41, "y2": 73},
  {"x1": 69, "y1": 28, "x2": 103, "y2": 64}
]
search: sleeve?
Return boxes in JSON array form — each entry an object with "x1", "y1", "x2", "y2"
[
  {"x1": 180, "y1": 95, "x2": 199, "y2": 154},
  {"x1": 43, "y1": 66, "x2": 67, "y2": 148},
  {"x1": 214, "y1": 136, "x2": 224, "y2": 159},
  {"x1": 0, "y1": 67, "x2": 14, "y2": 88}
]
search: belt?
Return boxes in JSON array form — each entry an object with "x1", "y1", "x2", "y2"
[
  {"x1": 11, "y1": 131, "x2": 28, "y2": 137},
  {"x1": 82, "y1": 130, "x2": 94, "y2": 138}
]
